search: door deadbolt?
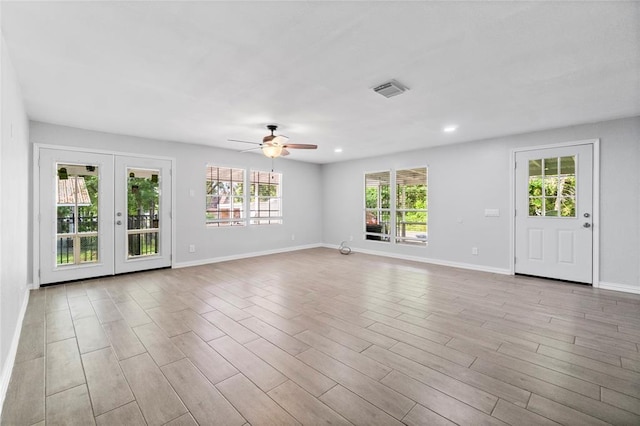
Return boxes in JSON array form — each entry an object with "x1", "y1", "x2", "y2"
[{"x1": 583, "y1": 213, "x2": 590, "y2": 218}]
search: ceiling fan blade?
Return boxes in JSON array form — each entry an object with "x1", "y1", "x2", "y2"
[
  {"x1": 240, "y1": 147, "x2": 262, "y2": 153},
  {"x1": 282, "y1": 143, "x2": 317, "y2": 149},
  {"x1": 228, "y1": 139, "x2": 261, "y2": 145}
]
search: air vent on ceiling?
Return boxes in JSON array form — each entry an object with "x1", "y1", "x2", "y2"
[{"x1": 373, "y1": 80, "x2": 408, "y2": 98}]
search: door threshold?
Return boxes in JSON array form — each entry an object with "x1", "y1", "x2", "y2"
[
  {"x1": 40, "y1": 266, "x2": 172, "y2": 287},
  {"x1": 515, "y1": 273, "x2": 592, "y2": 286}
]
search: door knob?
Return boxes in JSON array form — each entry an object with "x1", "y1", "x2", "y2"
[{"x1": 583, "y1": 222, "x2": 591, "y2": 228}]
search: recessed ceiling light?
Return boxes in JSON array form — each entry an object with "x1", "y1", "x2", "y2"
[
  {"x1": 443, "y1": 125, "x2": 458, "y2": 133},
  {"x1": 334, "y1": 148, "x2": 343, "y2": 153}
]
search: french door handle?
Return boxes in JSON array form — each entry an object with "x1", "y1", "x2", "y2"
[
  {"x1": 116, "y1": 220, "x2": 122, "y2": 225},
  {"x1": 583, "y1": 222, "x2": 591, "y2": 228}
]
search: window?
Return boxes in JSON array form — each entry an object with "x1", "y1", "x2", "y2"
[
  {"x1": 396, "y1": 167, "x2": 427, "y2": 246},
  {"x1": 528, "y1": 156, "x2": 576, "y2": 217},
  {"x1": 365, "y1": 171, "x2": 391, "y2": 241},
  {"x1": 206, "y1": 166, "x2": 245, "y2": 227},
  {"x1": 364, "y1": 168, "x2": 428, "y2": 245},
  {"x1": 250, "y1": 170, "x2": 282, "y2": 224}
]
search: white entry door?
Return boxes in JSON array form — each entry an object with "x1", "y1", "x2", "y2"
[
  {"x1": 515, "y1": 144, "x2": 593, "y2": 284},
  {"x1": 38, "y1": 148, "x2": 172, "y2": 285}
]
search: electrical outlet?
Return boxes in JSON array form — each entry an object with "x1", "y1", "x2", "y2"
[
  {"x1": 349, "y1": 235, "x2": 354, "y2": 241},
  {"x1": 189, "y1": 244, "x2": 196, "y2": 253},
  {"x1": 471, "y1": 247, "x2": 478, "y2": 255},
  {"x1": 291, "y1": 234, "x2": 295, "y2": 241}
]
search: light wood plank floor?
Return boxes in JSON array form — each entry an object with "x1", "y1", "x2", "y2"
[{"x1": 3, "y1": 248, "x2": 640, "y2": 425}]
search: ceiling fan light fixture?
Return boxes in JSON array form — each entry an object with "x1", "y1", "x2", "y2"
[
  {"x1": 272, "y1": 135, "x2": 289, "y2": 145},
  {"x1": 262, "y1": 144, "x2": 283, "y2": 158}
]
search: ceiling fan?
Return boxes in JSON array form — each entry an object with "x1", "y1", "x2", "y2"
[{"x1": 228, "y1": 124, "x2": 318, "y2": 158}]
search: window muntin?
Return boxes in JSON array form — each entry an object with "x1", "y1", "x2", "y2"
[
  {"x1": 206, "y1": 166, "x2": 246, "y2": 227},
  {"x1": 528, "y1": 156, "x2": 576, "y2": 217},
  {"x1": 365, "y1": 171, "x2": 391, "y2": 241},
  {"x1": 250, "y1": 170, "x2": 282, "y2": 225},
  {"x1": 395, "y1": 167, "x2": 427, "y2": 245}
]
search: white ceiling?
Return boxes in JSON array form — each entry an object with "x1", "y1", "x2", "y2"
[{"x1": 2, "y1": 1, "x2": 639, "y2": 164}]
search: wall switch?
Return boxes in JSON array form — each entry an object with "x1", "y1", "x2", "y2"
[
  {"x1": 189, "y1": 189, "x2": 195, "y2": 197},
  {"x1": 189, "y1": 244, "x2": 196, "y2": 253},
  {"x1": 291, "y1": 234, "x2": 295, "y2": 241},
  {"x1": 349, "y1": 235, "x2": 354, "y2": 241},
  {"x1": 484, "y1": 209, "x2": 500, "y2": 217},
  {"x1": 471, "y1": 247, "x2": 479, "y2": 255}
]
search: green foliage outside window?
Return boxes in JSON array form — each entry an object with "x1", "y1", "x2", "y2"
[
  {"x1": 528, "y1": 176, "x2": 576, "y2": 217},
  {"x1": 128, "y1": 176, "x2": 159, "y2": 216},
  {"x1": 397, "y1": 184, "x2": 428, "y2": 230}
]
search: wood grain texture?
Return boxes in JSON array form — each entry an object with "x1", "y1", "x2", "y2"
[
  {"x1": 216, "y1": 374, "x2": 300, "y2": 426},
  {"x1": 120, "y1": 353, "x2": 187, "y2": 426},
  {"x1": 161, "y1": 358, "x2": 245, "y2": 426},
  {"x1": 81, "y1": 347, "x2": 134, "y2": 415},
  {"x1": 4, "y1": 248, "x2": 639, "y2": 425}
]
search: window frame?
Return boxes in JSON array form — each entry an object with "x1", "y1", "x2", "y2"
[
  {"x1": 363, "y1": 166, "x2": 428, "y2": 246},
  {"x1": 249, "y1": 169, "x2": 283, "y2": 225},
  {"x1": 364, "y1": 170, "x2": 392, "y2": 242},
  {"x1": 395, "y1": 167, "x2": 428, "y2": 246},
  {"x1": 205, "y1": 165, "x2": 247, "y2": 227}
]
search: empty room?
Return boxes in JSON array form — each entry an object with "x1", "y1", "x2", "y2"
[{"x1": 1, "y1": 1, "x2": 639, "y2": 425}]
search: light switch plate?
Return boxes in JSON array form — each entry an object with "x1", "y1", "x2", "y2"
[{"x1": 485, "y1": 208, "x2": 500, "y2": 217}]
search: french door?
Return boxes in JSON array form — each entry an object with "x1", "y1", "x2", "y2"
[
  {"x1": 38, "y1": 148, "x2": 172, "y2": 285},
  {"x1": 514, "y1": 143, "x2": 593, "y2": 284}
]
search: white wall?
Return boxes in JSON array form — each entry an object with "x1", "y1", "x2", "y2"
[
  {"x1": 0, "y1": 34, "x2": 30, "y2": 403},
  {"x1": 29, "y1": 122, "x2": 324, "y2": 267},
  {"x1": 321, "y1": 116, "x2": 640, "y2": 291},
  {"x1": 26, "y1": 113, "x2": 640, "y2": 294}
]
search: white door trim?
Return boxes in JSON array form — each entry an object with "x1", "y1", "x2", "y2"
[
  {"x1": 33, "y1": 144, "x2": 176, "y2": 288},
  {"x1": 509, "y1": 139, "x2": 600, "y2": 287}
]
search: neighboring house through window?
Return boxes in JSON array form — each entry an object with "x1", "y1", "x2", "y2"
[{"x1": 206, "y1": 166, "x2": 245, "y2": 227}]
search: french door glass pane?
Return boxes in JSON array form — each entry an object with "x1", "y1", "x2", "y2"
[
  {"x1": 56, "y1": 164, "x2": 99, "y2": 265},
  {"x1": 127, "y1": 168, "x2": 160, "y2": 258}
]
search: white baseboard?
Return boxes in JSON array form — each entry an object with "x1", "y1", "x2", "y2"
[
  {"x1": 0, "y1": 287, "x2": 30, "y2": 414},
  {"x1": 321, "y1": 244, "x2": 511, "y2": 275},
  {"x1": 173, "y1": 243, "x2": 324, "y2": 269},
  {"x1": 598, "y1": 281, "x2": 640, "y2": 295}
]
